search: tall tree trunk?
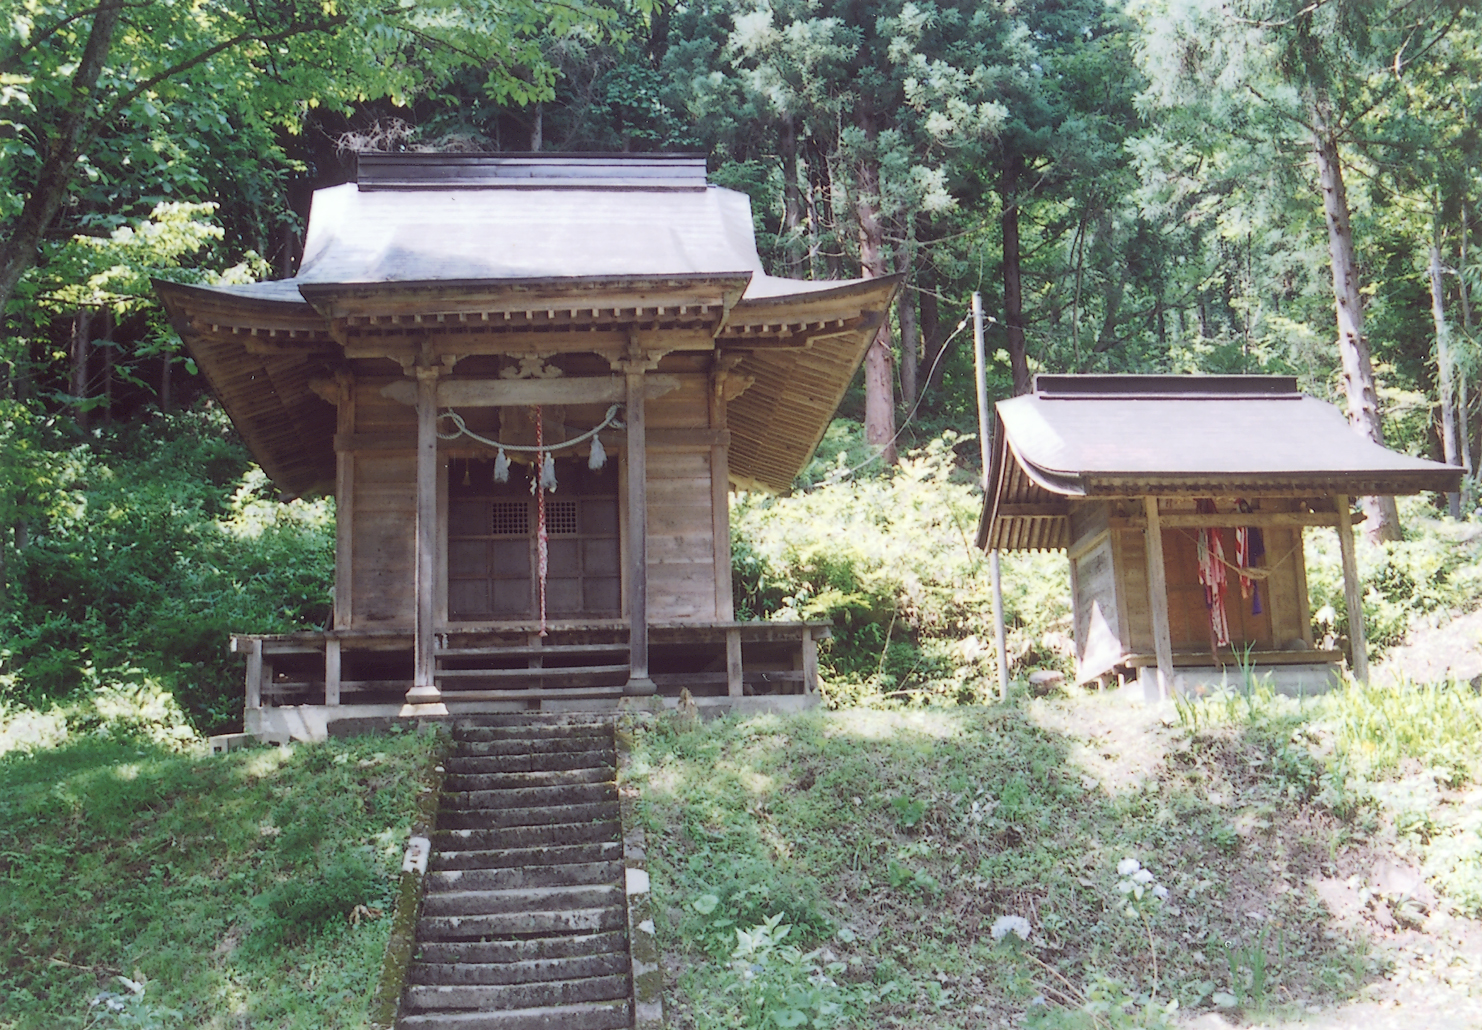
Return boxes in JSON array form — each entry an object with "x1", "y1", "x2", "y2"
[
  {"x1": 854, "y1": 142, "x2": 896, "y2": 465},
  {"x1": 160, "y1": 348, "x2": 172, "y2": 413},
  {"x1": 1430, "y1": 237, "x2": 1461, "y2": 516},
  {"x1": 1461, "y1": 199, "x2": 1475, "y2": 483},
  {"x1": 1000, "y1": 154, "x2": 1031, "y2": 396},
  {"x1": 894, "y1": 231, "x2": 918, "y2": 408},
  {"x1": 918, "y1": 262, "x2": 949, "y2": 404},
  {"x1": 100, "y1": 308, "x2": 114, "y2": 424},
  {"x1": 780, "y1": 115, "x2": 804, "y2": 278},
  {"x1": 1310, "y1": 100, "x2": 1402, "y2": 542},
  {"x1": 531, "y1": 102, "x2": 543, "y2": 152},
  {"x1": 0, "y1": 1, "x2": 123, "y2": 318},
  {"x1": 71, "y1": 309, "x2": 92, "y2": 431}
]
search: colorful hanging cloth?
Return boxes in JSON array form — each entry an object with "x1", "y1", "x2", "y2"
[
  {"x1": 1233, "y1": 499, "x2": 1266, "y2": 616},
  {"x1": 532, "y1": 406, "x2": 549, "y2": 637},
  {"x1": 1195, "y1": 499, "x2": 1232, "y2": 648}
]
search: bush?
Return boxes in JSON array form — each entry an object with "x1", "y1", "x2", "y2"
[
  {"x1": 730, "y1": 428, "x2": 1070, "y2": 703},
  {"x1": 0, "y1": 403, "x2": 333, "y2": 733}
]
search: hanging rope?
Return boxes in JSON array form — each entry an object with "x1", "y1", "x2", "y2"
[
  {"x1": 437, "y1": 405, "x2": 623, "y2": 475},
  {"x1": 532, "y1": 406, "x2": 549, "y2": 636}
]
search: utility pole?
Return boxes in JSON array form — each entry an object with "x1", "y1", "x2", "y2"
[{"x1": 973, "y1": 292, "x2": 1009, "y2": 700}]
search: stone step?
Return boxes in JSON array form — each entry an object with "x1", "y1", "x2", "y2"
[
  {"x1": 396, "y1": 999, "x2": 631, "y2": 1030},
  {"x1": 417, "y1": 905, "x2": 627, "y2": 940},
  {"x1": 415, "y1": 930, "x2": 628, "y2": 966},
  {"x1": 405, "y1": 974, "x2": 631, "y2": 1013},
  {"x1": 427, "y1": 861, "x2": 622, "y2": 893},
  {"x1": 430, "y1": 841, "x2": 623, "y2": 872},
  {"x1": 452, "y1": 723, "x2": 613, "y2": 742},
  {"x1": 443, "y1": 767, "x2": 612, "y2": 792},
  {"x1": 421, "y1": 884, "x2": 622, "y2": 918},
  {"x1": 410, "y1": 951, "x2": 630, "y2": 986},
  {"x1": 444, "y1": 750, "x2": 616, "y2": 775},
  {"x1": 442, "y1": 782, "x2": 616, "y2": 812},
  {"x1": 437, "y1": 800, "x2": 619, "y2": 832},
  {"x1": 432, "y1": 821, "x2": 621, "y2": 852},
  {"x1": 455, "y1": 736, "x2": 613, "y2": 758}
]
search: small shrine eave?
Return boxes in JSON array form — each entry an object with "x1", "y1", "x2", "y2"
[{"x1": 978, "y1": 375, "x2": 1464, "y2": 552}]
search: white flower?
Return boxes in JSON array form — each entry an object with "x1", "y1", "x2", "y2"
[
  {"x1": 1117, "y1": 858, "x2": 1141, "y2": 876},
  {"x1": 1153, "y1": 884, "x2": 1170, "y2": 900},
  {"x1": 1132, "y1": 869, "x2": 1155, "y2": 885},
  {"x1": 990, "y1": 915, "x2": 1032, "y2": 941}
]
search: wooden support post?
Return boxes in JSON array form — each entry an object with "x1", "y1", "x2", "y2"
[
  {"x1": 990, "y1": 551, "x2": 1008, "y2": 701},
  {"x1": 801, "y1": 628, "x2": 818, "y2": 695},
  {"x1": 624, "y1": 368, "x2": 656, "y2": 696},
  {"x1": 1334, "y1": 494, "x2": 1369, "y2": 683},
  {"x1": 1143, "y1": 496, "x2": 1175, "y2": 702},
  {"x1": 245, "y1": 638, "x2": 263, "y2": 711},
  {"x1": 726, "y1": 629, "x2": 743, "y2": 697},
  {"x1": 406, "y1": 367, "x2": 442, "y2": 704},
  {"x1": 325, "y1": 638, "x2": 341, "y2": 707},
  {"x1": 333, "y1": 373, "x2": 354, "y2": 629}
]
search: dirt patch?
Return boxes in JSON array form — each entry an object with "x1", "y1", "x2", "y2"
[{"x1": 1373, "y1": 606, "x2": 1482, "y2": 688}]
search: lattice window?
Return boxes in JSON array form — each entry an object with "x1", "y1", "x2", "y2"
[
  {"x1": 547, "y1": 500, "x2": 579, "y2": 536},
  {"x1": 491, "y1": 501, "x2": 529, "y2": 536}
]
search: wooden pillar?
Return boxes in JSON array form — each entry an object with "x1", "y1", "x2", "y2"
[
  {"x1": 1334, "y1": 494, "x2": 1369, "y2": 683},
  {"x1": 726, "y1": 629, "x2": 743, "y2": 697},
  {"x1": 624, "y1": 369, "x2": 656, "y2": 696},
  {"x1": 333, "y1": 373, "x2": 355, "y2": 629},
  {"x1": 406, "y1": 367, "x2": 442, "y2": 704},
  {"x1": 801, "y1": 628, "x2": 819, "y2": 694},
  {"x1": 1143, "y1": 496, "x2": 1175, "y2": 701},
  {"x1": 245, "y1": 638, "x2": 263, "y2": 711},
  {"x1": 325, "y1": 638, "x2": 341, "y2": 707}
]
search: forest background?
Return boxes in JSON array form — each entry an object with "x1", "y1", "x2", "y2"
[{"x1": 2, "y1": 0, "x2": 1482, "y2": 734}]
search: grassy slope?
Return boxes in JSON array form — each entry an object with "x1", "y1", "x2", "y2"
[
  {"x1": 0, "y1": 730, "x2": 440, "y2": 1029},
  {"x1": 626, "y1": 685, "x2": 1482, "y2": 1029}
]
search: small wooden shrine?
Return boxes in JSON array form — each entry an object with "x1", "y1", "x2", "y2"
[
  {"x1": 977, "y1": 375, "x2": 1462, "y2": 698},
  {"x1": 156, "y1": 153, "x2": 898, "y2": 739}
]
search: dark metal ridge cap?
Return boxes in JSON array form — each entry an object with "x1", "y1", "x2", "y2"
[{"x1": 1032, "y1": 373, "x2": 1300, "y2": 398}]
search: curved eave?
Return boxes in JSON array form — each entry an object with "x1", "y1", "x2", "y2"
[
  {"x1": 154, "y1": 279, "x2": 338, "y2": 499},
  {"x1": 724, "y1": 275, "x2": 903, "y2": 492}
]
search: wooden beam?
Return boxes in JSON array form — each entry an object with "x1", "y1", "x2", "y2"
[
  {"x1": 406, "y1": 367, "x2": 442, "y2": 704},
  {"x1": 624, "y1": 368, "x2": 656, "y2": 696},
  {"x1": 1143, "y1": 497, "x2": 1175, "y2": 702},
  {"x1": 997, "y1": 503, "x2": 1070, "y2": 517},
  {"x1": 1110, "y1": 511, "x2": 1352, "y2": 529},
  {"x1": 378, "y1": 375, "x2": 683, "y2": 408},
  {"x1": 1334, "y1": 494, "x2": 1369, "y2": 683}
]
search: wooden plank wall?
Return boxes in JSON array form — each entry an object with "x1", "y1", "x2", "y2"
[
  {"x1": 339, "y1": 373, "x2": 722, "y2": 628},
  {"x1": 1112, "y1": 500, "x2": 1311, "y2": 655},
  {"x1": 1068, "y1": 503, "x2": 1123, "y2": 681},
  {"x1": 647, "y1": 373, "x2": 718, "y2": 622},
  {"x1": 350, "y1": 381, "x2": 416, "y2": 627}
]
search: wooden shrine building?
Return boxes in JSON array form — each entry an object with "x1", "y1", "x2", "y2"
[
  {"x1": 156, "y1": 153, "x2": 897, "y2": 739},
  {"x1": 977, "y1": 374, "x2": 1462, "y2": 699}
]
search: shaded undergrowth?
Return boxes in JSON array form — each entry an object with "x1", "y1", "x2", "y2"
[{"x1": 0, "y1": 728, "x2": 440, "y2": 1028}]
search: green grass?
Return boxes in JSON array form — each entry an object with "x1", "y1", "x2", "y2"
[
  {"x1": 626, "y1": 700, "x2": 1385, "y2": 1029},
  {"x1": 0, "y1": 727, "x2": 440, "y2": 1028}
]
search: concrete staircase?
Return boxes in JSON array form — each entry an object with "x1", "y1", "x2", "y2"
[{"x1": 398, "y1": 716, "x2": 634, "y2": 1030}]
